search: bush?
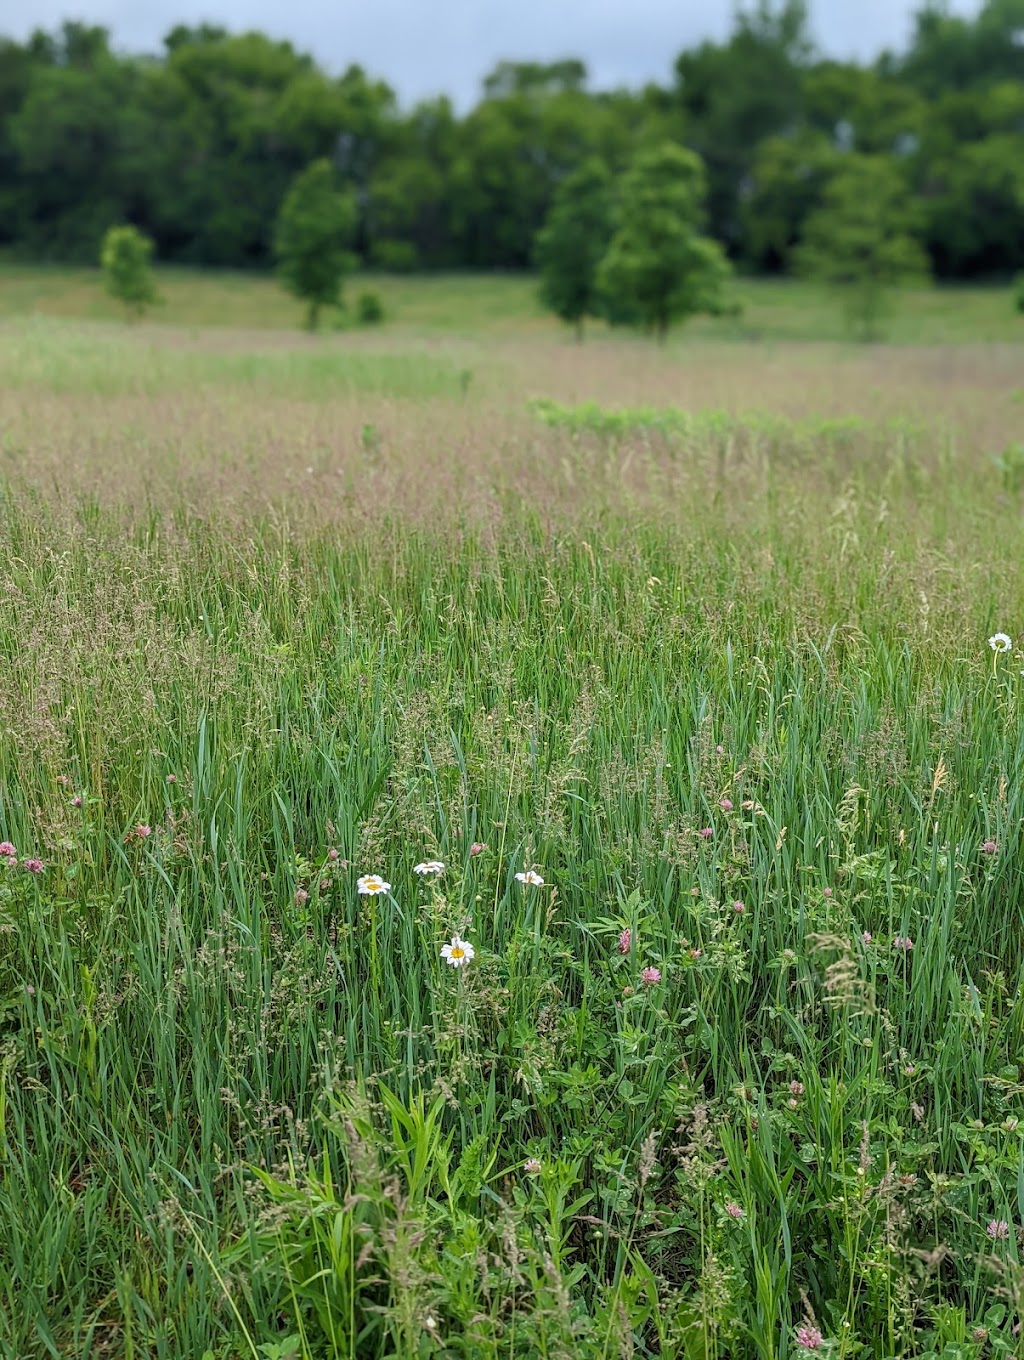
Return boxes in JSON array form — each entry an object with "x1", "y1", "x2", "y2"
[
  {"x1": 1015, "y1": 273, "x2": 1024, "y2": 314},
  {"x1": 371, "y1": 239, "x2": 419, "y2": 273},
  {"x1": 100, "y1": 225, "x2": 159, "y2": 318},
  {"x1": 357, "y1": 290, "x2": 385, "y2": 325}
]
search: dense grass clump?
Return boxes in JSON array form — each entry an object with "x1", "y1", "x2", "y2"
[{"x1": 1, "y1": 309, "x2": 1024, "y2": 1358}]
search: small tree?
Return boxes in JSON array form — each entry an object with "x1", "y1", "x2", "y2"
[
  {"x1": 535, "y1": 157, "x2": 613, "y2": 341},
  {"x1": 596, "y1": 143, "x2": 730, "y2": 343},
  {"x1": 275, "y1": 159, "x2": 357, "y2": 331},
  {"x1": 796, "y1": 156, "x2": 930, "y2": 340},
  {"x1": 100, "y1": 225, "x2": 159, "y2": 319}
]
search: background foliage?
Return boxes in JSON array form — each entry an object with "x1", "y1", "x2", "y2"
[{"x1": 2, "y1": 0, "x2": 1024, "y2": 278}]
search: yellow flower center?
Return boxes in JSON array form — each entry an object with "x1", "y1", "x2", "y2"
[{"x1": 451, "y1": 947, "x2": 465, "y2": 959}]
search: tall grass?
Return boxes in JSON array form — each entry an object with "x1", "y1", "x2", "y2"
[{"x1": 1, "y1": 319, "x2": 1024, "y2": 1358}]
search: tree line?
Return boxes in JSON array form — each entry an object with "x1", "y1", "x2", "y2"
[{"x1": 2, "y1": 0, "x2": 1023, "y2": 281}]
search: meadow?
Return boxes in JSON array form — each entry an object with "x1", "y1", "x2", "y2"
[{"x1": 2, "y1": 269, "x2": 1024, "y2": 1360}]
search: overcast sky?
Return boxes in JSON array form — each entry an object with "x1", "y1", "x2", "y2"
[{"x1": 5, "y1": 0, "x2": 980, "y2": 108}]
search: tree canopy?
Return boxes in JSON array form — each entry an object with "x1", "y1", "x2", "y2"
[
  {"x1": 597, "y1": 143, "x2": 731, "y2": 341},
  {"x1": 1, "y1": 5, "x2": 1023, "y2": 280},
  {"x1": 535, "y1": 157, "x2": 613, "y2": 339},
  {"x1": 274, "y1": 158, "x2": 356, "y2": 328}
]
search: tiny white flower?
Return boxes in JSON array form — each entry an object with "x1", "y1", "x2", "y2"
[
  {"x1": 516, "y1": 869, "x2": 545, "y2": 886},
  {"x1": 440, "y1": 935, "x2": 475, "y2": 967},
  {"x1": 989, "y1": 632, "x2": 1012, "y2": 653},
  {"x1": 357, "y1": 874, "x2": 391, "y2": 895},
  {"x1": 413, "y1": 860, "x2": 445, "y2": 876}
]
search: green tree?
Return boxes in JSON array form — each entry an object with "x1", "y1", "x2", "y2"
[
  {"x1": 535, "y1": 157, "x2": 613, "y2": 339},
  {"x1": 274, "y1": 159, "x2": 356, "y2": 330},
  {"x1": 100, "y1": 224, "x2": 158, "y2": 317},
  {"x1": 674, "y1": 0, "x2": 812, "y2": 249},
  {"x1": 742, "y1": 130, "x2": 840, "y2": 271},
  {"x1": 597, "y1": 142, "x2": 730, "y2": 342},
  {"x1": 796, "y1": 156, "x2": 929, "y2": 339}
]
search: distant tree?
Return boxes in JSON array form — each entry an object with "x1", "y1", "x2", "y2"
[
  {"x1": 597, "y1": 142, "x2": 731, "y2": 342},
  {"x1": 535, "y1": 157, "x2": 613, "y2": 339},
  {"x1": 796, "y1": 155, "x2": 930, "y2": 339},
  {"x1": 742, "y1": 130, "x2": 840, "y2": 271},
  {"x1": 482, "y1": 59, "x2": 588, "y2": 100},
  {"x1": 1015, "y1": 271, "x2": 1024, "y2": 314},
  {"x1": 274, "y1": 159, "x2": 356, "y2": 330},
  {"x1": 100, "y1": 224, "x2": 158, "y2": 317},
  {"x1": 674, "y1": 0, "x2": 813, "y2": 248}
]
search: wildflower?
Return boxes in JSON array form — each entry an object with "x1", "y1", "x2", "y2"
[
  {"x1": 899, "y1": 1173, "x2": 918, "y2": 1187},
  {"x1": 440, "y1": 935, "x2": 474, "y2": 968},
  {"x1": 892, "y1": 936, "x2": 914, "y2": 951},
  {"x1": 469, "y1": 841, "x2": 486, "y2": 856},
  {"x1": 904, "y1": 1064, "x2": 915, "y2": 1076},
  {"x1": 294, "y1": 888, "x2": 309, "y2": 906},
  {"x1": 716, "y1": 744, "x2": 725, "y2": 754},
  {"x1": 719, "y1": 798, "x2": 733, "y2": 811},
  {"x1": 787, "y1": 1098, "x2": 799, "y2": 1109},
  {"x1": 688, "y1": 947, "x2": 703, "y2": 960},
  {"x1": 524, "y1": 1157, "x2": 542, "y2": 1175},
  {"x1": 424, "y1": 1316, "x2": 438, "y2": 1332},
  {"x1": 516, "y1": 869, "x2": 544, "y2": 886},
  {"x1": 166, "y1": 773, "x2": 176, "y2": 784},
  {"x1": 327, "y1": 848, "x2": 339, "y2": 861},
  {"x1": 732, "y1": 899, "x2": 746, "y2": 914},
  {"x1": 71, "y1": 796, "x2": 83, "y2": 808},
  {"x1": 698, "y1": 827, "x2": 714, "y2": 839},
  {"x1": 741, "y1": 799, "x2": 756, "y2": 810},
  {"x1": 725, "y1": 1202, "x2": 745, "y2": 1219},
  {"x1": 989, "y1": 633, "x2": 1013, "y2": 653},
  {"x1": 0, "y1": 842, "x2": 15, "y2": 857},
  {"x1": 357, "y1": 874, "x2": 390, "y2": 895},
  {"x1": 640, "y1": 966, "x2": 661, "y2": 985},
  {"x1": 912, "y1": 1102, "x2": 925, "y2": 1122},
  {"x1": 972, "y1": 1328, "x2": 989, "y2": 1344},
  {"x1": 795, "y1": 1326, "x2": 824, "y2": 1351},
  {"x1": 862, "y1": 930, "x2": 872, "y2": 944},
  {"x1": 413, "y1": 860, "x2": 445, "y2": 876},
  {"x1": 1004, "y1": 1117, "x2": 1020, "y2": 1131},
  {"x1": 22, "y1": 858, "x2": 43, "y2": 873},
  {"x1": 4, "y1": 856, "x2": 15, "y2": 868},
  {"x1": 982, "y1": 839, "x2": 998, "y2": 855},
  {"x1": 823, "y1": 887, "x2": 833, "y2": 898},
  {"x1": 617, "y1": 928, "x2": 632, "y2": 954},
  {"x1": 789, "y1": 1080, "x2": 805, "y2": 1096},
  {"x1": 135, "y1": 824, "x2": 151, "y2": 839},
  {"x1": 987, "y1": 1218, "x2": 1011, "y2": 1240}
]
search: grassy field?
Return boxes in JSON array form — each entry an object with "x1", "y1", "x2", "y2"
[
  {"x1": 1, "y1": 261, "x2": 1023, "y2": 343},
  {"x1": 2, "y1": 277, "x2": 1024, "y2": 1360}
]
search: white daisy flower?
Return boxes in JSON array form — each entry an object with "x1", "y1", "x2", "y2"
[
  {"x1": 989, "y1": 633, "x2": 1012, "y2": 653},
  {"x1": 357, "y1": 874, "x2": 391, "y2": 895},
  {"x1": 440, "y1": 935, "x2": 475, "y2": 967},
  {"x1": 515, "y1": 869, "x2": 545, "y2": 886},
  {"x1": 413, "y1": 860, "x2": 445, "y2": 876}
]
